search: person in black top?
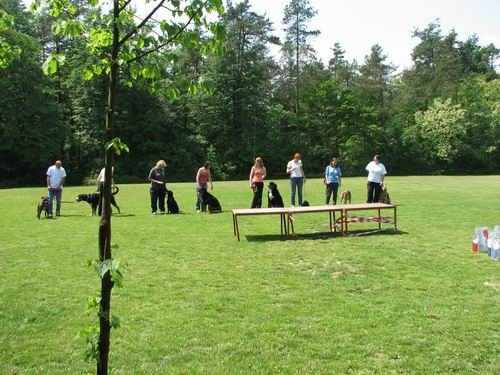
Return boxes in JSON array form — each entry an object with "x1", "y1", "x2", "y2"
[{"x1": 148, "y1": 160, "x2": 167, "y2": 214}]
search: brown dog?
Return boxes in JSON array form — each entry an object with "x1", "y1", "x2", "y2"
[
  {"x1": 378, "y1": 184, "x2": 391, "y2": 204},
  {"x1": 37, "y1": 196, "x2": 49, "y2": 219},
  {"x1": 340, "y1": 190, "x2": 351, "y2": 204}
]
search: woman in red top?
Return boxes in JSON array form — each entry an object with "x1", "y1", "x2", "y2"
[
  {"x1": 196, "y1": 161, "x2": 213, "y2": 212},
  {"x1": 249, "y1": 157, "x2": 267, "y2": 208}
]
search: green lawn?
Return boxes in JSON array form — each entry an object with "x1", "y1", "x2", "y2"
[{"x1": 1, "y1": 176, "x2": 499, "y2": 374}]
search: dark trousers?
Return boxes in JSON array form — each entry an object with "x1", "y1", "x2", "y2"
[
  {"x1": 325, "y1": 182, "x2": 339, "y2": 204},
  {"x1": 251, "y1": 182, "x2": 264, "y2": 208},
  {"x1": 151, "y1": 187, "x2": 166, "y2": 213},
  {"x1": 367, "y1": 181, "x2": 382, "y2": 203},
  {"x1": 98, "y1": 182, "x2": 104, "y2": 216}
]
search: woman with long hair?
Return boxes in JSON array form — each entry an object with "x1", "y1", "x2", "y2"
[{"x1": 249, "y1": 157, "x2": 267, "y2": 208}]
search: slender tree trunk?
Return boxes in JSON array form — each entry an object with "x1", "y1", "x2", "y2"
[
  {"x1": 295, "y1": 6, "x2": 300, "y2": 145},
  {"x1": 97, "y1": 1, "x2": 120, "y2": 374}
]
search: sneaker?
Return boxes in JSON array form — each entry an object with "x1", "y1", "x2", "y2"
[
  {"x1": 196, "y1": 209, "x2": 201, "y2": 213},
  {"x1": 290, "y1": 205, "x2": 294, "y2": 208},
  {"x1": 160, "y1": 211, "x2": 165, "y2": 215},
  {"x1": 152, "y1": 212, "x2": 157, "y2": 215},
  {"x1": 56, "y1": 213, "x2": 61, "y2": 216},
  {"x1": 48, "y1": 214, "x2": 53, "y2": 219}
]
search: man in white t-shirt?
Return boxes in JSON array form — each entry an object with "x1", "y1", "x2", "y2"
[
  {"x1": 365, "y1": 154, "x2": 387, "y2": 203},
  {"x1": 286, "y1": 152, "x2": 306, "y2": 207},
  {"x1": 46, "y1": 160, "x2": 67, "y2": 218}
]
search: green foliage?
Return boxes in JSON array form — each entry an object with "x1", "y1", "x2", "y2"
[{"x1": 414, "y1": 98, "x2": 467, "y2": 163}]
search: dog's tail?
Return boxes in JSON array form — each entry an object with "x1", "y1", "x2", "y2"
[{"x1": 112, "y1": 186, "x2": 119, "y2": 195}]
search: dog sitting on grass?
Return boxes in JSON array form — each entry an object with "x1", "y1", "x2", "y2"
[
  {"x1": 378, "y1": 184, "x2": 391, "y2": 204},
  {"x1": 340, "y1": 190, "x2": 351, "y2": 204},
  {"x1": 200, "y1": 188, "x2": 222, "y2": 213},
  {"x1": 267, "y1": 182, "x2": 284, "y2": 208},
  {"x1": 166, "y1": 190, "x2": 180, "y2": 214},
  {"x1": 37, "y1": 196, "x2": 49, "y2": 219}
]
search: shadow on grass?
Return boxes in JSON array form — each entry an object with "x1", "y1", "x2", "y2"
[{"x1": 245, "y1": 228, "x2": 408, "y2": 242}]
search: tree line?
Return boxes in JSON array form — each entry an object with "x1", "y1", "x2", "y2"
[{"x1": 1, "y1": 0, "x2": 498, "y2": 186}]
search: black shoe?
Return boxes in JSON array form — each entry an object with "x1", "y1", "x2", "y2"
[{"x1": 48, "y1": 214, "x2": 53, "y2": 219}]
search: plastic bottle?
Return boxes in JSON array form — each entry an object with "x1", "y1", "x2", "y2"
[
  {"x1": 472, "y1": 231, "x2": 479, "y2": 253},
  {"x1": 487, "y1": 233, "x2": 493, "y2": 257},
  {"x1": 479, "y1": 227, "x2": 489, "y2": 253}
]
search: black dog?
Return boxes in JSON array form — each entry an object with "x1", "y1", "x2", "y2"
[
  {"x1": 268, "y1": 182, "x2": 284, "y2": 208},
  {"x1": 166, "y1": 190, "x2": 180, "y2": 214},
  {"x1": 302, "y1": 200, "x2": 310, "y2": 207},
  {"x1": 77, "y1": 186, "x2": 120, "y2": 216},
  {"x1": 37, "y1": 196, "x2": 49, "y2": 219},
  {"x1": 200, "y1": 188, "x2": 222, "y2": 213}
]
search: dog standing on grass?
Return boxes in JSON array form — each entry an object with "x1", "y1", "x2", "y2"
[
  {"x1": 76, "y1": 186, "x2": 121, "y2": 216},
  {"x1": 37, "y1": 196, "x2": 49, "y2": 219},
  {"x1": 340, "y1": 190, "x2": 351, "y2": 204}
]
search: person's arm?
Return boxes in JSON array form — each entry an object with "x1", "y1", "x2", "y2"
[
  {"x1": 249, "y1": 166, "x2": 254, "y2": 187},
  {"x1": 286, "y1": 162, "x2": 293, "y2": 174},
  {"x1": 324, "y1": 167, "x2": 328, "y2": 185},
  {"x1": 301, "y1": 166, "x2": 306, "y2": 183},
  {"x1": 208, "y1": 170, "x2": 213, "y2": 190},
  {"x1": 60, "y1": 176, "x2": 66, "y2": 188},
  {"x1": 148, "y1": 169, "x2": 162, "y2": 185},
  {"x1": 338, "y1": 168, "x2": 342, "y2": 187},
  {"x1": 46, "y1": 174, "x2": 51, "y2": 190},
  {"x1": 380, "y1": 165, "x2": 387, "y2": 184},
  {"x1": 262, "y1": 167, "x2": 267, "y2": 179}
]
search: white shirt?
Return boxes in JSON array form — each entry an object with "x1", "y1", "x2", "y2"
[
  {"x1": 287, "y1": 160, "x2": 304, "y2": 178},
  {"x1": 97, "y1": 167, "x2": 114, "y2": 183},
  {"x1": 366, "y1": 161, "x2": 387, "y2": 183},
  {"x1": 47, "y1": 165, "x2": 67, "y2": 189}
]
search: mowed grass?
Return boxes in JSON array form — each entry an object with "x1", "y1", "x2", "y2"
[{"x1": 0, "y1": 176, "x2": 499, "y2": 374}]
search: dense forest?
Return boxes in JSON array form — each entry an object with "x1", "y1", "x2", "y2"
[{"x1": 0, "y1": 0, "x2": 498, "y2": 186}]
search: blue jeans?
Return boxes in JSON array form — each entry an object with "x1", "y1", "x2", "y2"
[
  {"x1": 290, "y1": 177, "x2": 304, "y2": 206},
  {"x1": 48, "y1": 188, "x2": 62, "y2": 215},
  {"x1": 196, "y1": 184, "x2": 208, "y2": 210}
]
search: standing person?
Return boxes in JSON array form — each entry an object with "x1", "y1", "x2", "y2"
[
  {"x1": 249, "y1": 157, "x2": 267, "y2": 208},
  {"x1": 148, "y1": 160, "x2": 167, "y2": 215},
  {"x1": 366, "y1": 154, "x2": 387, "y2": 203},
  {"x1": 286, "y1": 152, "x2": 306, "y2": 207},
  {"x1": 97, "y1": 166, "x2": 115, "y2": 216},
  {"x1": 324, "y1": 157, "x2": 342, "y2": 205},
  {"x1": 195, "y1": 161, "x2": 213, "y2": 212},
  {"x1": 46, "y1": 160, "x2": 67, "y2": 218}
]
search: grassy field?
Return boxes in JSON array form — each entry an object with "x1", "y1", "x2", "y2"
[{"x1": 0, "y1": 176, "x2": 499, "y2": 374}]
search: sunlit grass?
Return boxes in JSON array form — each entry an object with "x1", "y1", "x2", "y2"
[{"x1": 0, "y1": 176, "x2": 499, "y2": 374}]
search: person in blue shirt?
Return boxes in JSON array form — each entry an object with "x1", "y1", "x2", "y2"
[{"x1": 324, "y1": 157, "x2": 342, "y2": 205}]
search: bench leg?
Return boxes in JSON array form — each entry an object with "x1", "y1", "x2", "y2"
[
  {"x1": 235, "y1": 215, "x2": 240, "y2": 241},
  {"x1": 378, "y1": 208, "x2": 381, "y2": 230},
  {"x1": 394, "y1": 206, "x2": 397, "y2": 232}
]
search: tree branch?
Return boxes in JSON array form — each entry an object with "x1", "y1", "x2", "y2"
[
  {"x1": 126, "y1": 0, "x2": 209, "y2": 65},
  {"x1": 119, "y1": 0, "x2": 133, "y2": 13},
  {"x1": 119, "y1": 0, "x2": 167, "y2": 47}
]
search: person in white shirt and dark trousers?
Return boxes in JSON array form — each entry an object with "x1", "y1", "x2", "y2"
[{"x1": 366, "y1": 154, "x2": 387, "y2": 203}]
